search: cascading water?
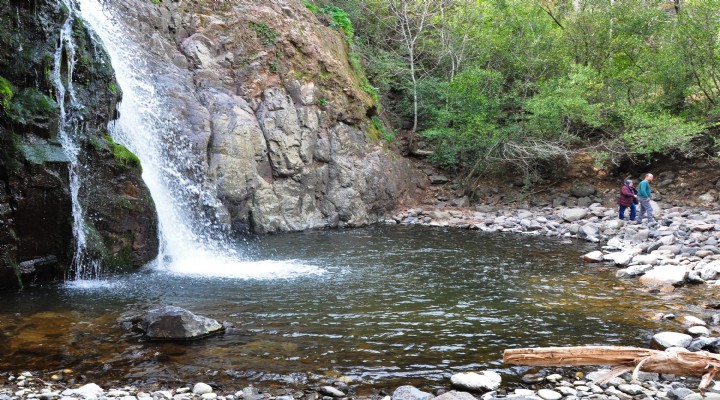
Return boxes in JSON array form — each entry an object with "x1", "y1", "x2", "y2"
[
  {"x1": 75, "y1": 0, "x2": 324, "y2": 279},
  {"x1": 53, "y1": 0, "x2": 102, "y2": 280}
]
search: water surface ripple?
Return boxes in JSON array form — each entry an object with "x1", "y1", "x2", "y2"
[{"x1": 0, "y1": 226, "x2": 706, "y2": 391}]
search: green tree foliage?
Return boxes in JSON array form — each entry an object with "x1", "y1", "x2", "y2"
[{"x1": 317, "y1": 0, "x2": 720, "y2": 186}]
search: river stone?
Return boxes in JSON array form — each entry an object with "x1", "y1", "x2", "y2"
[
  {"x1": 651, "y1": 332, "x2": 693, "y2": 349},
  {"x1": 616, "y1": 264, "x2": 654, "y2": 278},
  {"x1": 687, "y1": 325, "x2": 711, "y2": 337},
  {"x1": 559, "y1": 208, "x2": 589, "y2": 222},
  {"x1": 577, "y1": 224, "x2": 599, "y2": 241},
  {"x1": 537, "y1": 389, "x2": 562, "y2": 400},
  {"x1": 433, "y1": 391, "x2": 477, "y2": 400},
  {"x1": 639, "y1": 265, "x2": 688, "y2": 287},
  {"x1": 140, "y1": 306, "x2": 223, "y2": 340},
  {"x1": 571, "y1": 183, "x2": 596, "y2": 197},
  {"x1": 62, "y1": 383, "x2": 104, "y2": 398},
  {"x1": 700, "y1": 193, "x2": 716, "y2": 203},
  {"x1": 632, "y1": 254, "x2": 658, "y2": 265},
  {"x1": 679, "y1": 315, "x2": 707, "y2": 328},
  {"x1": 604, "y1": 220, "x2": 624, "y2": 230},
  {"x1": 668, "y1": 388, "x2": 696, "y2": 400},
  {"x1": 603, "y1": 252, "x2": 634, "y2": 266},
  {"x1": 605, "y1": 237, "x2": 624, "y2": 250},
  {"x1": 450, "y1": 371, "x2": 502, "y2": 392},
  {"x1": 556, "y1": 387, "x2": 577, "y2": 396},
  {"x1": 193, "y1": 383, "x2": 213, "y2": 395},
  {"x1": 319, "y1": 386, "x2": 345, "y2": 397},
  {"x1": 617, "y1": 384, "x2": 645, "y2": 396},
  {"x1": 392, "y1": 385, "x2": 433, "y2": 400},
  {"x1": 582, "y1": 251, "x2": 604, "y2": 263}
]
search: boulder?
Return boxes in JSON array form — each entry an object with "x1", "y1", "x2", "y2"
[
  {"x1": 582, "y1": 251, "x2": 604, "y2": 263},
  {"x1": 559, "y1": 208, "x2": 589, "y2": 222},
  {"x1": 650, "y1": 332, "x2": 693, "y2": 349},
  {"x1": 571, "y1": 183, "x2": 596, "y2": 198},
  {"x1": 140, "y1": 306, "x2": 224, "y2": 340},
  {"x1": 639, "y1": 265, "x2": 688, "y2": 287}
]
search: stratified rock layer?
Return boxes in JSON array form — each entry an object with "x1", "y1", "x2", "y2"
[{"x1": 107, "y1": 0, "x2": 425, "y2": 233}]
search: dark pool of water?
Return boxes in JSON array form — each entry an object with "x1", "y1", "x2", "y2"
[{"x1": 0, "y1": 226, "x2": 709, "y2": 393}]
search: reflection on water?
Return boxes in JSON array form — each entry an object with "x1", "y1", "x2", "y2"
[{"x1": 0, "y1": 226, "x2": 710, "y2": 392}]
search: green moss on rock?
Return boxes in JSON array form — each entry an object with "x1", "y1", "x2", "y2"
[
  {"x1": 0, "y1": 75, "x2": 12, "y2": 110},
  {"x1": 103, "y1": 135, "x2": 142, "y2": 171}
]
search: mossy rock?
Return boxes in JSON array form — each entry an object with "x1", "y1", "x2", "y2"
[{"x1": 103, "y1": 135, "x2": 142, "y2": 171}]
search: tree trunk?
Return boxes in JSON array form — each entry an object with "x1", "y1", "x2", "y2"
[{"x1": 504, "y1": 346, "x2": 720, "y2": 389}]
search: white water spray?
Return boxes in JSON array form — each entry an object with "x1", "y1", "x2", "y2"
[{"x1": 76, "y1": 0, "x2": 325, "y2": 279}]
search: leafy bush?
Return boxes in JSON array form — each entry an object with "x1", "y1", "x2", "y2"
[{"x1": 618, "y1": 106, "x2": 705, "y2": 159}]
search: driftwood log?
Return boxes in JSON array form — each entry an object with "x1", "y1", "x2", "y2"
[{"x1": 503, "y1": 346, "x2": 720, "y2": 389}]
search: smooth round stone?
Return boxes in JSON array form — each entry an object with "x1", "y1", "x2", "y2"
[
  {"x1": 618, "y1": 384, "x2": 644, "y2": 395},
  {"x1": 202, "y1": 394, "x2": 218, "y2": 400},
  {"x1": 538, "y1": 389, "x2": 563, "y2": 400},
  {"x1": 192, "y1": 383, "x2": 213, "y2": 395}
]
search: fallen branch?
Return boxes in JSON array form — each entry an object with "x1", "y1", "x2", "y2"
[{"x1": 503, "y1": 346, "x2": 720, "y2": 390}]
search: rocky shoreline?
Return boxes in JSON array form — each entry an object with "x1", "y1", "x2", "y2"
[{"x1": 1, "y1": 367, "x2": 718, "y2": 400}]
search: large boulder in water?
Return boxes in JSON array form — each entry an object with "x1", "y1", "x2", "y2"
[{"x1": 140, "y1": 306, "x2": 224, "y2": 340}]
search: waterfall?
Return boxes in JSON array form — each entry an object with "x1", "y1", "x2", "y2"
[
  {"x1": 53, "y1": 0, "x2": 102, "y2": 279},
  {"x1": 75, "y1": 0, "x2": 325, "y2": 279}
]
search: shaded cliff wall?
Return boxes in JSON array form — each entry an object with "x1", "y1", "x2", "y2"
[
  {"x1": 107, "y1": 0, "x2": 426, "y2": 234},
  {"x1": 0, "y1": 0, "x2": 158, "y2": 289}
]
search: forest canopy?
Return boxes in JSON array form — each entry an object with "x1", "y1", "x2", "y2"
[{"x1": 305, "y1": 0, "x2": 720, "y2": 187}]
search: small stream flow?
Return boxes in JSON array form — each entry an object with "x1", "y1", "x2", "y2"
[{"x1": 53, "y1": 0, "x2": 100, "y2": 279}]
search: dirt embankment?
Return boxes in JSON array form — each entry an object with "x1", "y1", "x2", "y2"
[{"x1": 399, "y1": 152, "x2": 720, "y2": 213}]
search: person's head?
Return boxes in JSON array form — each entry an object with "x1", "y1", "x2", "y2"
[
  {"x1": 625, "y1": 180, "x2": 634, "y2": 186},
  {"x1": 645, "y1": 173, "x2": 654, "y2": 181}
]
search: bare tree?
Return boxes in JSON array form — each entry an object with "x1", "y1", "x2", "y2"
[
  {"x1": 438, "y1": 0, "x2": 474, "y2": 82},
  {"x1": 385, "y1": 0, "x2": 443, "y2": 133}
]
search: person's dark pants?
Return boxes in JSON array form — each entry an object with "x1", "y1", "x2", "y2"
[
  {"x1": 636, "y1": 197, "x2": 654, "y2": 223},
  {"x1": 618, "y1": 203, "x2": 636, "y2": 221}
]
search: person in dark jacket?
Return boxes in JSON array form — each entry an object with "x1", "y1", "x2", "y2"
[{"x1": 617, "y1": 180, "x2": 638, "y2": 221}]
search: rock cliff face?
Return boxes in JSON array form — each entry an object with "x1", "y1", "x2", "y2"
[
  {"x1": 0, "y1": 0, "x2": 158, "y2": 289},
  {"x1": 107, "y1": 0, "x2": 425, "y2": 233}
]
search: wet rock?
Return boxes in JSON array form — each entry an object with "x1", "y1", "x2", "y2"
[
  {"x1": 559, "y1": 208, "x2": 589, "y2": 222},
  {"x1": 140, "y1": 306, "x2": 224, "y2": 340}
]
